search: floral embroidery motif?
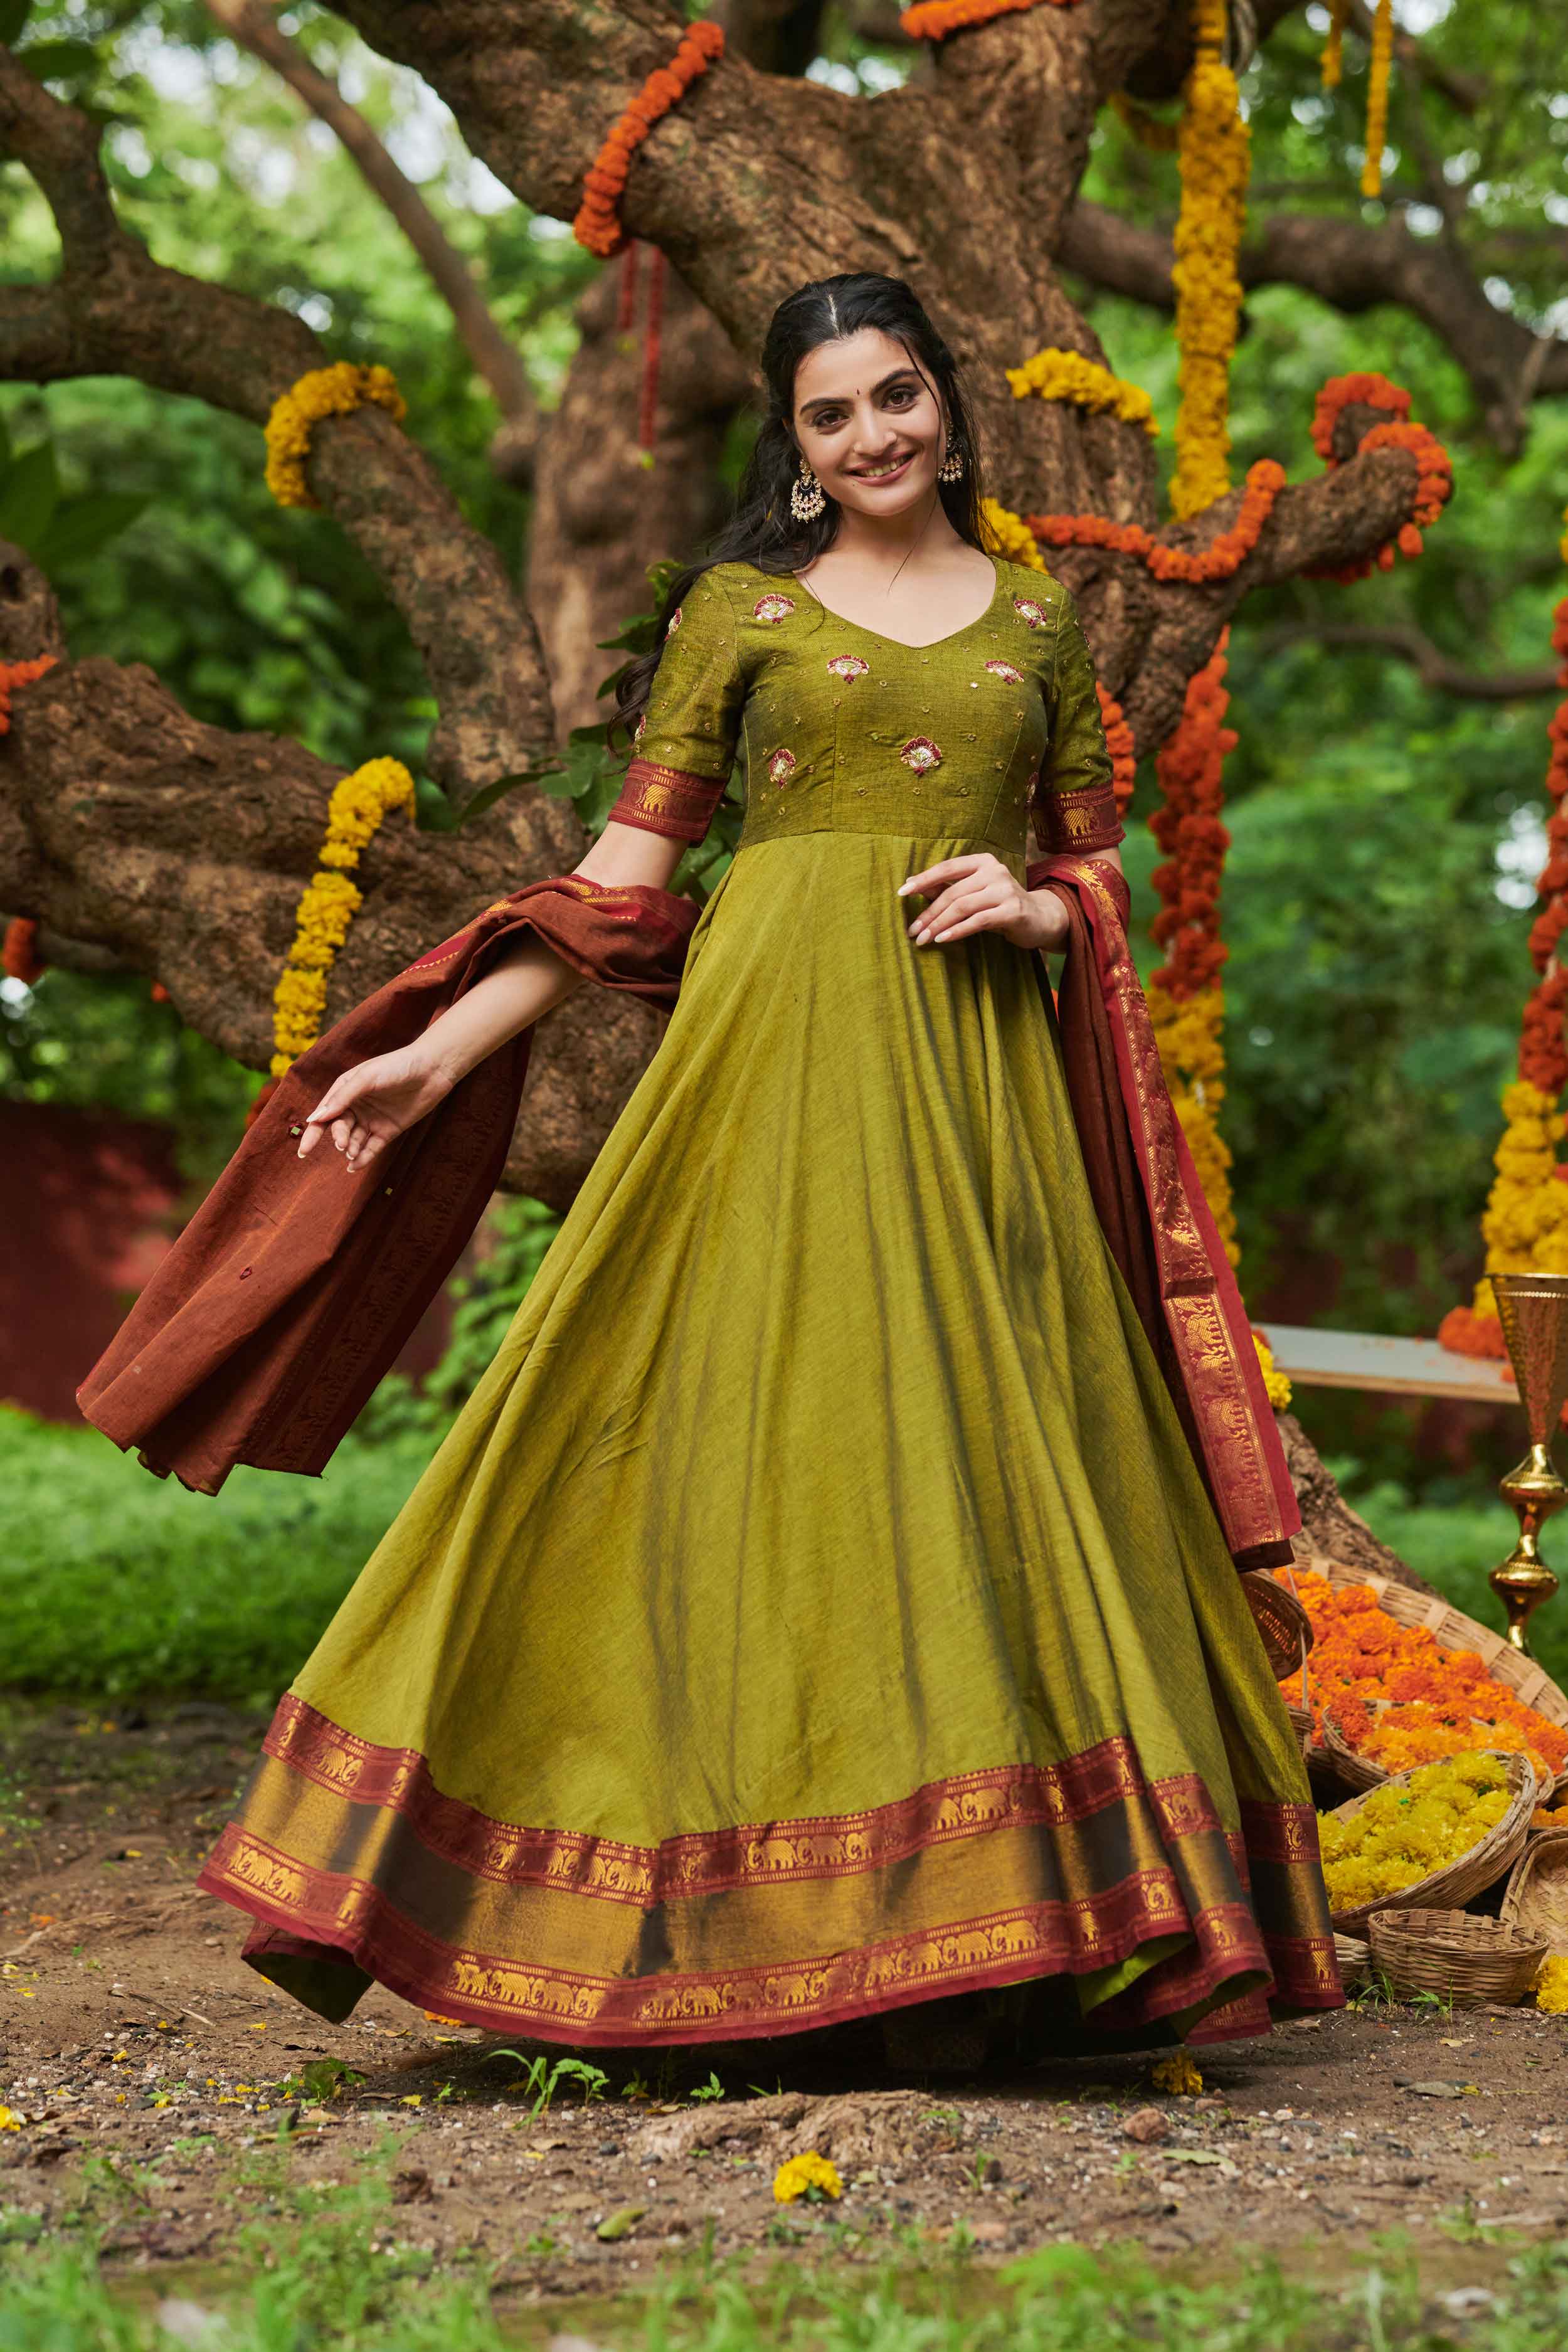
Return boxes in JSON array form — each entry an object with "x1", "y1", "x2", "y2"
[
  {"x1": 827, "y1": 654, "x2": 870, "y2": 682},
  {"x1": 666, "y1": 604, "x2": 684, "y2": 635},
  {"x1": 1012, "y1": 595, "x2": 1049, "y2": 629},
  {"x1": 632, "y1": 712, "x2": 647, "y2": 743},
  {"x1": 984, "y1": 659, "x2": 1024, "y2": 684},
  {"x1": 767, "y1": 747, "x2": 797, "y2": 787},
  {"x1": 899, "y1": 736, "x2": 943, "y2": 775},
  {"x1": 753, "y1": 593, "x2": 796, "y2": 625}
]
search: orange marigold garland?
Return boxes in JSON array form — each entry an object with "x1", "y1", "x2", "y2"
[
  {"x1": 1308, "y1": 376, "x2": 1451, "y2": 581},
  {"x1": 1026, "y1": 457, "x2": 1285, "y2": 585},
  {"x1": 1440, "y1": 509, "x2": 1568, "y2": 1366},
  {"x1": 900, "y1": 0, "x2": 1081, "y2": 36},
  {"x1": 2, "y1": 917, "x2": 43, "y2": 986},
  {"x1": 0, "y1": 652, "x2": 57, "y2": 733},
  {"x1": 1097, "y1": 683, "x2": 1135, "y2": 815},
  {"x1": 573, "y1": 22, "x2": 725, "y2": 260},
  {"x1": 1276, "y1": 1567, "x2": 1568, "y2": 1784},
  {"x1": 1147, "y1": 636, "x2": 1238, "y2": 1263}
]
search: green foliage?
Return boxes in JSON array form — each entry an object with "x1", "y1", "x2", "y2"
[
  {"x1": 353, "y1": 1195, "x2": 561, "y2": 1447},
  {"x1": 0, "y1": 966, "x2": 258, "y2": 1195},
  {"x1": 0, "y1": 1407, "x2": 432, "y2": 1706},
  {"x1": 481, "y1": 2049, "x2": 608, "y2": 2114}
]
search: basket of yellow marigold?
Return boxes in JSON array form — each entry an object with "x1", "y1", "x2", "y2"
[
  {"x1": 1273, "y1": 1556, "x2": 1568, "y2": 1799},
  {"x1": 1317, "y1": 1747, "x2": 1542, "y2": 1938}
]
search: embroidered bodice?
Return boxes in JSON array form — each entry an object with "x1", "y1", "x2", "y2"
[{"x1": 607, "y1": 556, "x2": 1121, "y2": 878}]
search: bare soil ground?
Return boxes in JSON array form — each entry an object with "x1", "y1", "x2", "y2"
[{"x1": 3, "y1": 1698, "x2": 1566, "y2": 2306}]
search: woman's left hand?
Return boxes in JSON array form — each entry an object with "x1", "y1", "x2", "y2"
[{"x1": 898, "y1": 853, "x2": 1068, "y2": 953}]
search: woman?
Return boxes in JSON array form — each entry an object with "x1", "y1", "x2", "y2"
[{"x1": 82, "y1": 274, "x2": 1339, "y2": 2061}]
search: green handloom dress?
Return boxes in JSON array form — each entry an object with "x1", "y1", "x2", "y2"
[{"x1": 197, "y1": 556, "x2": 1340, "y2": 2050}]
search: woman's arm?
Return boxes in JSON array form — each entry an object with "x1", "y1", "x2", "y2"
[{"x1": 299, "y1": 820, "x2": 687, "y2": 1170}]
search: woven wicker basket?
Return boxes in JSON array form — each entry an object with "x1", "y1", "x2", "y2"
[
  {"x1": 1290, "y1": 1552, "x2": 1568, "y2": 1799},
  {"x1": 1242, "y1": 1571, "x2": 1315, "y2": 1682},
  {"x1": 1323, "y1": 1748, "x2": 1542, "y2": 1937},
  {"x1": 1333, "y1": 1932, "x2": 1371, "y2": 1988},
  {"x1": 1366, "y1": 1907, "x2": 1549, "y2": 2008},
  {"x1": 1285, "y1": 1703, "x2": 1315, "y2": 1762},
  {"x1": 1502, "y1": 1827, "x2": 1568, "y2": 1958}
]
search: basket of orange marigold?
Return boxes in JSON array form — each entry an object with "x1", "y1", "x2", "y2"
[{"x1": 1272, "y1": 1557, "x2": 1568, "y2": 1800}]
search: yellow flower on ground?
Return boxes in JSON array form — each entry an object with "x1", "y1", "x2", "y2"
[
  {"x1": 1150, "y1": 2052, "x2": 1203, "y2": 2097},
  {"x1": 773, "y1": 2149, "x2": 844, "y2": 2203},
  {"x1": 264, "y1": 362, "x2": 406, "y2": 509},
  {"x1": 1534, "y1": 1955, "x2": 1568, "y2": 2015},
  {"x1": 0, "y1": 2106, "x2": 23, "y2": 2131}
]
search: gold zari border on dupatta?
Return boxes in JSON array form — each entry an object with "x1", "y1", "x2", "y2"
[
  {"x1": 1049, "y1": 856, "x2": 1293, "y2": 1565},
  {"x1": 196, "y1": 1699, "x2": 1341, "y2": 2048}
]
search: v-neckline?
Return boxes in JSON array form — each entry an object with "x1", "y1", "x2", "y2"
[{"x1": 788, "y1": 556, "x2": 1003, "y2": 653}]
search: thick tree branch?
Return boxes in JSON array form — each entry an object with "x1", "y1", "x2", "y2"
[
  {"x1": 1060, "y1": 198, "x2": 1568, "y2": 450},
  {"x1": 201, "y1": 0, "x2": 538, "y2": 428},
  {"x1": 1250, "y1": 622, "x2": 1562, "y2": 703},
  {"x1": 0, "y1": 43, "x2": 560, "y2": 801},
  {"x1": 0, "y1": 547, "x2": 654, "y2": 1209}
]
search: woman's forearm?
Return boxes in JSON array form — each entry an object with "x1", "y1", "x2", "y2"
[{"x1": 421, "y1": 823, "x2": 690, "y2": 1087}]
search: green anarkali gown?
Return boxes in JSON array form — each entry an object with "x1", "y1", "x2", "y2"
[{"x1": 197, "y1": 556, "x2": 1340, "y2": 2050}]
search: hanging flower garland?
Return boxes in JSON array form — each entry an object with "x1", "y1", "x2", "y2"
[
  {"x1": 572, "y1": 22, "x2": 725, "y2": 260},
  {"x1": 2, "y1": 917, "x2": 43, "y2": 986},
  {"x1": 1361, "y1": 0, "x2": 1395, "y2": 199},
  {"x1": 1170, "y1": 0, "x2": 1251, "y2": 521},
  {"x1": 900, "y1": 0, "x2": 1081, "y2": 37},
  {"x1": 0, "y1": 659, "x2": 60, "y2": 993},
  {"x1": 1440, "y1": 512, "x2": 1568, "y2": 1365},
  {"x1": 1322, "y1": 0, "x2": 1350, "y2": 88},
  {"x1": 979, "y1": 497, "x2": 1046, "y2": 571},
  {"x1": 1027, "y1": 458, "x2": 1286, "y2": 582},
  {"x1": 1007, "y1": 347, "x2": 1159, "y2": 438},
  {"x1": 1097, "y1": 684, "x2": 1136, "y2": 814},
  {"x1": 1147, "y1": 636, "x2": 1238, "y2": 1264},
  {"x1": 267, "y1": 756, "x2": 416, "y2": 1084},
  {"x1": 264, "y1": 364, "x2": 407, "y2": 510}
]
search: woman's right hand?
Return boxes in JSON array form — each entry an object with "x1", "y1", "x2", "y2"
[{"x1": 297, "y1": 1043, "x2": 456, "y2": 1173}]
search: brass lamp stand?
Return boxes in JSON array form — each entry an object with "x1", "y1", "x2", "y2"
[{"x1": 1488, "y1": 1271, "x2": 1568, "y2": 1655}]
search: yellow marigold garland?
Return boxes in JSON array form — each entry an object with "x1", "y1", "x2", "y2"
[
  {"x1": 264, "y1": 364, "x2": 407, "y2": 511},
  {"x1": 1254, "y1": 1333, "x2": 1292, "y2": 1411},
  {"x1": 980, "y1": 497, "x2": 1046, "y2": 571},
  {"x1": 1361, "y1": 0, "x2": 1394, "y2": 199},
  {"x1": 1170, "y1": 0, "x2": 1250, "y2": 521},
  {"x1": 1322, "y1": 0, "x2": 1350, "y2": 88},
  {"x1": 270, "y1": 757, "x2": 415, "y2": 1078},
  {"x1": 1007, "y1": 347, "x2": 1159, "y2": 438}
]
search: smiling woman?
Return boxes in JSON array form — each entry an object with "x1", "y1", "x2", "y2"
[{"x1": 82, "y1": 273, "x2": 1337, "y2": 2073}]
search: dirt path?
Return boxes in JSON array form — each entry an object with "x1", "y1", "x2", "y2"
[{"x1": 3, "y1": 1698, "x2": 1565, "y2": 2300}]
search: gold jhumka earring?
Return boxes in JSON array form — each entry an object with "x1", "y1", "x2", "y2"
[
  {"x1": 937, "y1": 432, "x2": 965, "y2": 483},
  {"x1": 791, "y1": 462, "x2": 827, "y2": 522}
]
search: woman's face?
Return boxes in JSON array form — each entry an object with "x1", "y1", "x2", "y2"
[{"x1": 790, "y1": 327, "x2": 947, "y2": 521}]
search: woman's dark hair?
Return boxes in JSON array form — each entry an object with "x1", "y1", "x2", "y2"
[{"x1": 612, "y1": 272, "x2": 988, "y2": 751}]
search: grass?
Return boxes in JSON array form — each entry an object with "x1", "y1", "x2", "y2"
[
  {"x1": 4, "y1": 1404, "x2": 1566, "y2": 1707},
  {"x1": 4, "y1": 2138, "x2": 1568, "y2": 2352},
  {"x1": 0, "y1": 1407, "x2": 432, "y2": 1708}
]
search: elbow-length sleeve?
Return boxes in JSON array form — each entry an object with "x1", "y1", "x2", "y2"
[
  {"x1": 1032, "y1": 590, "x2": 1123, "y2": 857},
  {"x1": 605, "y1": 567, "x2": 746, "y2": 844}
]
